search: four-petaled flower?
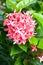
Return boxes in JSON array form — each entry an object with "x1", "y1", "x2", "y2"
[
  {"x1": 31, "y1": 45, "x2": 37, "y2": 52},
  {"x1": 38, "y1": 56, "x2": 43, "y2": 63}
]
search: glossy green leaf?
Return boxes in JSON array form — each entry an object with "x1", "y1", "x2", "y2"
[
  {"x1": 29, "y1": 36, "x2": 38, "y2": 45},
  {"x1": 16, "y1": 0, "x2": 37, "y2": 11},
  {"x1": 18, "y1": 44, "x2": 28, "y2": 52},
  {"x1": 38, "y1": 38, "x2": 43, "y2": 49},
  {"x1": 6, "y1": 0, "x2": 17, "y2": 11},
  {"x1": 10, "y1": 45, "x2": 22, "y2": 56},
  {"x1": 33, "y1": 13, "x2": 43, "y2": 25}
]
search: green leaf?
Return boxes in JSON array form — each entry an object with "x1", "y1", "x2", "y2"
[
  {"x1": 30, "y1": 59, "x2": 43, "y2": 65},
  {"x1": 29, "y1": 36, "x2": 38, "y2": 45},
  {"x1": 33, "y1": 13, "x2": 43, "y2": 25},
  {"x1": 36, "y1": 26, "x2": 43, "y2": 38},
  {"x1": 38, "y1": 1, "x2": 43, "y2": 11},
  {"x1": 6, "y1": 0, "x2": 17, "y2": 11},
  {"x1": 37, "y1": 38, "x2": 43, "y2": 49},
  {"x1": 10, "y1": 45, "x2": 22, "y2": 56},
  {"x1": 16, "y1": 0, "x2": 37, "y2": 11},
  {"x1": 32, "y1": 2, "x2": 41, "y2": 12},
  {"x1": 0, "y1": 11, "x2": 4, "y2": 15},
  {"x1": 14, "y1": 57, "x2": 22, "y2": 65},
  {"x1": 16, "y1": 0, "x2": 22, "y2": 3},
  {"x1": 18, "y1": 43, "x2": 28, "y2": 52}
]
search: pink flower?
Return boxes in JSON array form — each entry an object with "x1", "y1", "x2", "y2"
[
  {"x1": 3, "y1": 11, "x2": 36, "y2": 44},
  {"x1": 37, "y1": 56, "x2": 43, "y2": 63},
  {"x1": 31, "y1": 45, "x2": 37, "y2": 52}
]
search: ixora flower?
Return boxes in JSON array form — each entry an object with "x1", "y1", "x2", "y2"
[
  {"x1": 37, "y1": 56, "x2": 43, "y2": 63},
  {"x1": 31, "y1": 45, "x2": 37, "y2": 52},
  {"x1": 3, "y1": 11, "x2": 36, "y2": 44}
]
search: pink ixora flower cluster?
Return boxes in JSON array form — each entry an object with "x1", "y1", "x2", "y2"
[{"x1": 3, "y1": 11, "x2": 36, "y2": 44}]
